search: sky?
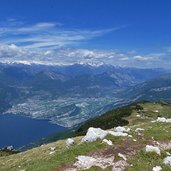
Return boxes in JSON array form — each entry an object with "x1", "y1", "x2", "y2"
[{"x1": 0, "y1": 0, "x2": 171, "y2": 68}]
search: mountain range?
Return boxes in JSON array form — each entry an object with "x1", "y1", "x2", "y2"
[
  {"x1": 0, "y1": 62, "x2": 170, "y2": 127},
  {"x1": 124, "y1": 73, "x2": 171, "y2": 102}
]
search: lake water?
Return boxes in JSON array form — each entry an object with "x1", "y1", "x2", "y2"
[{"x1": 0, "y1": 114, "x2": 66, "y2": 149}]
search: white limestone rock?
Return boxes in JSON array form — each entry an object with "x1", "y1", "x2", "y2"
[
  {"x1": 102, "y1": 139, "x2": 113, "y2": 146},
  {"x1": 118, "y1": 153, "x2": 127, "y2": 161},
  {"x1": 114, "y1": 126, "x2": 130, "y2": 133},
  {"x1": 156, "y1": 117, "x2": 171, "y2": 123},
  {"x1": 164, "y1": 156, "x2": 171, "y2": 166},
  {"x1": 108, "y1": 131, "x2": 128, "y2": 137},
  {"x1": 135, "y1": 128, "x2": 144, "y2": 132},
  {"x1": 145, "y1": 145, "x2": 161, "y2": 155},
  {"x1": 81, "y1": 127, "x2": 108, "y2": 142},
  {"x1": 66, "y1": 138, "x2": 74, "y2": 147},
  {"x1": 152, "y1": 166, "x2": 162, "y2": 171}
]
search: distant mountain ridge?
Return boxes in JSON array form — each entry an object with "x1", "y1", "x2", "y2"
[
  {"x1": 124, "y1": 73, "x2": 171, "y2": 102},
  {"x1": 0, "y1": 63, "x2": 170, "y2": 127}
]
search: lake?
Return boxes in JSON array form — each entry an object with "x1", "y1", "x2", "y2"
[{"x1": 0, "y1": 114, "x2": 66, "y2": 149}]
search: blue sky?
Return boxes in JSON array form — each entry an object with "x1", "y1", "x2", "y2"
[{"x1": 0, "y1": 0, "x2": 171, "y2": 68}]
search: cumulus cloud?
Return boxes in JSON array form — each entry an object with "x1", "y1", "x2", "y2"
[
  {"x1": 0, "y1": 44, "x2": 170, "y2": 68},
  {"x1": 0, "y1": 44, "x2": 122, "y2": 65},
  {"x1": 133, "y1": 55, "x2": 149, "y2": 61}
]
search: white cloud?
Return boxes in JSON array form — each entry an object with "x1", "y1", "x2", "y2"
[
  {"x1": 0, "y1": 20, "x2": 121, "y2": 49},
  {"x1": 0, "y1": 44, "x2": 169, "y2": 68},
  {"x1": 133, "y1": 55, "x2": 149, "y2": 61},
  {"x1": 17, "y1": 22, "x2": 60, "y2": 32},
  {"x1": 0, "y1": 20, "x2": 170, "y2": 68}
]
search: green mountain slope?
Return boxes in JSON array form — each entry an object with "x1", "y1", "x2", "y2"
[
  {"x1": 1, "y1": 101, "x2": 171, "y2": 171},
  {"x1": 75, "y1": 101, "x2": 171, "y2": 135}
]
